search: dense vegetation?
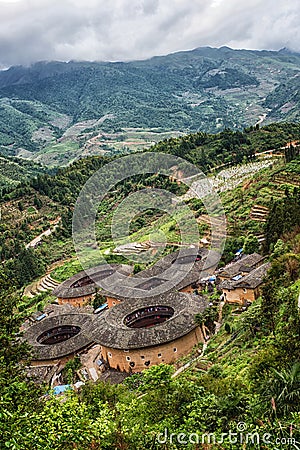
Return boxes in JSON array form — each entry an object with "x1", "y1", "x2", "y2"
[
  {"x1": 0, "y1": 155, "x2": 48, "y2": 191},
  {"x1": 265, "y1": 187, "x2": 300, "y2": 251},
  {"x1": 151, "y1": 122, "x2": 300, "y2": 169}
]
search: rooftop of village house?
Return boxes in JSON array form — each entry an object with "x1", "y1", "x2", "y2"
[
  {"x1": 217, "y1": 253, "x2": 265, "y2": 279},
  {"x1": 52, "y1": 264, "x2": 133, "y2": 299},
  {"x1": 23, "y1": 291, "x2": 208, "y2": 360},
  {"x1": 23, "y1": 251, "x2": 271, "y2": 364},
  {"x1": 220, "y1": 262, "x2": 271, "y2": 290}
]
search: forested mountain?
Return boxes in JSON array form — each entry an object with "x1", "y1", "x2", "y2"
[{"x1": 1, "y1": 46, "x2": 300, "y2": 165}]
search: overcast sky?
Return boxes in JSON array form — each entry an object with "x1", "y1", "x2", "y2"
[{"x1": 0, "y1": 0, "x2": 299, "y2": 68}]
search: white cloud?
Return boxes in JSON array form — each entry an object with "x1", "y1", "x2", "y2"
[{"x1": 0, "y1": 0, "x2": 299, "y2": 67}]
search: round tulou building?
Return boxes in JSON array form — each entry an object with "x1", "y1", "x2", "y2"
[
  {"x1": 52, "y1": 248, "x2": 219, "y2": 308},
  {"x1": 91, "y1": 291, "x2": 208, "y2": 373},
  {"x1": 52, "y1": 264, "x2": 133, "y2": 307},
  {"x1": 23, "y1": 311, "x2": 96, "y2": 365}
]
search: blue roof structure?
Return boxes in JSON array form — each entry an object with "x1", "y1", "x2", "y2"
[
  {"x1": 52, "y1": 385, "x2": 72, "y2": 395},
  {"x1": 232, "y1": 274, "x2": 243, "y2": 281},
  {"x1": 35, "y1": 313, "x2": 47, "y2": 321},
  {"x1": 94, "y1": 303, "x2": 108, "y2": 314}
]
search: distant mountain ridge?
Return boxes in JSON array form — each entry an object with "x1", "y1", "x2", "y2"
[
  {"x1": 1, "y1": 46, "x2": 298, "y2": 86},
  {"x1": 0, "y1": 46, "x2": 300, "y2": 165}
]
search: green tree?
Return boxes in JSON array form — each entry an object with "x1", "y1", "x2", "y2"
[
  {"x1": 243, "y1": 234, "x2": 260, "y2": 254},
  {"x1": 195, "y1": 306, "x2": 218, "y2": 334},
  {"x1": 272, "y1": 238, "x2": 287, "y2": 258},
  {"x1": 63, "y1": 356, "x2": 81, "y2": 384},
  {"x1": 8, "y1": 248, "x2": 46, "y2": 287},
  {"x1": 0, "y1": 275, "x2": 41, "y2": 448},
  {"x1": 92, "y1": 289, "x2": 107, "y2": 309}
]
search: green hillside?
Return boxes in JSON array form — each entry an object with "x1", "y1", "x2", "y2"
[
  {"x1": 1, "y1": 122, "x2": 299, "y2": 288},
  {"x1": 0, "y1": 155, "x2": 48, "y2": 191},
  {"x1": 1, "y1": 119, "x2": 300, "y2": 191},
  {"x1": 264, "y1": 73, "x2": 300, "y2": 122},
  {"x1": 0, "y1": 136, "x2": 300, "y2": 448}
]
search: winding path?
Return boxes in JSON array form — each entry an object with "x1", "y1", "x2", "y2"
[{"x1": 25, "y1": 217, "x2": 61, "y2": 249}]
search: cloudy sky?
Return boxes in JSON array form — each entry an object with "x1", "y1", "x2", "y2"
[{"x1": 0, "y1": 0, "x2": 299, "y2": 68}]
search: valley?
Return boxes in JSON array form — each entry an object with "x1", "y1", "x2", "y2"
[{"x1": 1, "y1": 47, "x2": 300, "y2": 167}]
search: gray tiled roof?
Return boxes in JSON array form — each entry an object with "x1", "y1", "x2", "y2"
[
  {"x1": 220, "y1": 262, "x2": 271, "y2": 290},
  {"x1": 53, "y1": 247, "x2": 220, "y2": 301},
  {"x1": 23, "y1": 313, "x2": 96, "y2": 360},
  {"x1": 53, "y1": 264, "x2": 133, "y2": 299},
  {"x1": 103, "y1": 248, "x2": 219, "y2": 299},
  {"x1": 217, "y1": 253, "x2": 265, "y2": 279},
  {"x1": 91, "y1": 291, "x2": 208, "y2": 350},
  {"x1": 24, "y1": 292, "x2": 208, "y2": 359}
]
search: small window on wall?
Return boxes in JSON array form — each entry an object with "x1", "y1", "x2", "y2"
[
  {"x1": 243, "y1": 288, "x2": 247, "y2": 293},
  {"x1": 158, "y1": 353, "x2": 162, "y2": 358},
  {"x1": 112, "y1": 302, "x2": 116, "y2": 306},
  {"x1": 108, "y1": 352, "x2": 112, "y2": 358},
  {"x1": 173, "y1": 348, "x2": 177, "y2": 353},
  {"x1": 124, "y1": 349, "x2": 129, "y2": 353},
  {"x1": 144, "y1": 360, "x2": 150, "y2": 366},
  {"x1": 140, "y1": 355, "x2": 145, "y2": 359},
  {"x1": 129, "y1": 361, "x2": 135, "y2": 368},
  {"x1": 126, "y1": 356, "x2": 131, "y2": 362}
]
